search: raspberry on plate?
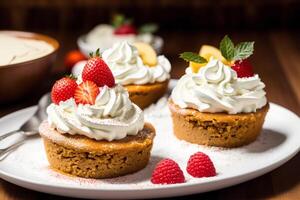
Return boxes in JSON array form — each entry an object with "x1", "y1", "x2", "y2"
[
  {"x1": 186, "y1": 152, "x2": 216, "y2": 178},
  {"x1": 151, "y1": 158, "x2": 185, "y2": 184},
  {"x1": 51, "y1": 77, "x2": 78, "y2": 105}
]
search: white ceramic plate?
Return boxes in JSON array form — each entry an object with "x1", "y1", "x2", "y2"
[{"x1": 0, "y1": 98, "x2": 299, "y2": 199}]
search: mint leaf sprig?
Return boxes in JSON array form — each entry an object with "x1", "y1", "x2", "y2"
[
  {"x1": 219, "y1": 35, "x2": 254, "y2": 62},
  {"x1": 179, "y1": 52, "x2": 208, "y2": 64}
]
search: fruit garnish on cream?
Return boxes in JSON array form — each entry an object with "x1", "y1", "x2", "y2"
[
  {"x1": 173, "y1": 35, "x2": 267, "y2": 114},
  {"x1": 73, "y1": 42, "x2": 171, "y2": 85},
  {"x1": 133, "y1": 42, "x2": 158, "y2": 66},
  {"x1": 0, "y1": 34, "x2": 54, "y2": 66},
  {"x1": 101, "y1": 41, "x2": 171, "y2": 85},
  {"x1": 188, "y1": 45, "x2": 226, "y2": 73},
  {"x1": 85, "y1": 14, "x2": 158, "y2": 51},
  {"x1": 181, "y1": 35, "x2": 255, "y2": 76},
  {"x1": 47, "y1": 51, "x2": 144, "y2": 141}
]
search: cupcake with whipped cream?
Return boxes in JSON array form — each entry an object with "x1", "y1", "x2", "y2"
[
  {"x1": 78, "y1": 14, "x2": 162, "y2": 56},
  {"x1": 169, "y1": 35, "x2": 269, "y2": 147},
  {"x1": 74, "y1": 41, "x2": 171, "y2": 109},
  {"x1": 39, "y1": 53, "x2": 155, "y2": 178}
]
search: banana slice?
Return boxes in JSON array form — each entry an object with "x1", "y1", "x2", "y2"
[
  {"x1": 133, "y1": 42, "x2": 157, "y2": 67},
  {"x1": 200, "y1": 45, "x2": 233, "y2": 66},
  {"x1": 190, "y1": 45, "x2": 234, "y2": 73},
  {"x1": 199, "y1": 45, "x2": 224, "y2": 61}
]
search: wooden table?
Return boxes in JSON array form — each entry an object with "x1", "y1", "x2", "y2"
[{"x1": 0, "y1": 31, "x2": 299, "y2": 200}]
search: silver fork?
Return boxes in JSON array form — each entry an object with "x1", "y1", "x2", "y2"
[
  {"x1": 0, "y1": 140, "x2": 25, "y2": 160},
  {"x1": 0, "y1": 93, "x2": 50, "y2": 141},
  {"x1": 0, "y1": 93, "x2": 50, "y2": 158}
]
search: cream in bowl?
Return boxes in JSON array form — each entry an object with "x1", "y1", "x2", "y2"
[
  {"x1": 0, "y1": 34, "x2": 54, "y2": 66},
  {"x1": 0, "y1": 31, "x2": 59, "y2": 103}
]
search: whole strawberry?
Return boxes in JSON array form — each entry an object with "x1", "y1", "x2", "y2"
[
  {"x1": 232, "y1": 59, "x2": 254, "y2": 78},
  {"x1": 187, "y1": 152, "x2": 216, "y2": 178},
  {"x1": 51, "y1": 77, "x2": 78, "y2": 104},
  {"x1": 151, "y1": 159, "x2": 185, "y2": 184},
  {"x1": 82, "y1": 49, "x2": 115, "y2": 88}
]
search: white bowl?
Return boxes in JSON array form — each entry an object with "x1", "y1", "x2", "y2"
[{"x1": 77, "y1": 34, "x2": 164, "y2": 57}]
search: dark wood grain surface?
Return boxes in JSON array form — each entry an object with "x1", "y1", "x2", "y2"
[{"x1": 0, "y1": 30, "x2": 299, "y2": 200}]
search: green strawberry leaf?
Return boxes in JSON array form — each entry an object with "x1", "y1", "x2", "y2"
[
  {"x1": 179, "y1": 52, "x2": 207, "y2": 63},
  {"x1": 89, "y1": 48, "x2": 101, "y2": 58},
  {"x1": 65, "y1": 74, "x2": 77, "y2": 80},
  {"x1": 233, "y1": 41, "x2": 254, "y2": 60},
  {"x1": 219, "y1": 35, "x2": 235, "y2": 61},
  {"x1": 139, "y1": 23, "x2": 159, "y2": 34}
]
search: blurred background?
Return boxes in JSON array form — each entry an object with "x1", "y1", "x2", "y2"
[
  {"x1": 0, "y1": 0, "x2": 299, "y2": 113},
  {"x1": 2, "y1": 0, "x2": 300, "y2": 31}
]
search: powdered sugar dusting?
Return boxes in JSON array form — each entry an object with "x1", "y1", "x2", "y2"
[
  {"x1": 0, "y1": 98, "x2": 296, "y2": 192},
  {"x1": 39, "y1": 123, "x2": 90, "y2": 150}
]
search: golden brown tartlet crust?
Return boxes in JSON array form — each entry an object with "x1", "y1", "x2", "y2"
[
  {"x1": 125, "y1": 80, "x2": 169, "y2": 109},
  {"x1": 168, "y1": 100, "x2": 269, "y2": 148},
  {"x1": 39, "y1": 121, "x2": 155, "y2": 179}
]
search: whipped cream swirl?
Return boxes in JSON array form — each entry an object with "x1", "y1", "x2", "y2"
[
  {"x1": 86, "y1": 24, "x2": 154, "y2": 51},
  {"x1": 102, "y1": 41, "x2": 171, "y2": 85},
  {"x1": 47, "y1": 85, "x2": 144, "y2": 141},
  {"x1": 171, "y1": 58, "x2": 267, "y2": 114}
]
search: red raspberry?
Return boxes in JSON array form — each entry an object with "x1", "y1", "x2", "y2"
[
  {"x1": 151, "y1": 159, "x2": 185, "y2": 184},
  {"x1": 232, "y1": 59, "x2": 254, "y2": 78},
  {"x1": 186, "y1": 152, "x2": 216, "y2": 178}
]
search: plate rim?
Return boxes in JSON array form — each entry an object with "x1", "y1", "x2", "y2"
[{"x1": 0, "y1": 102, "x2": 299, "y2": 198}]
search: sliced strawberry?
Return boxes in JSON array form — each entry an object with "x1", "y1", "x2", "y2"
[
  {"x1": 232, "y1": 59, "x2": 254, "y2": 78},
  {"x1": 51, "y1": 77, "x2": 77, "y2": 104},
  {"x1": 82, "y1": 57, "x2": 115, "y2": 88},
  {"x1": 114, "y1": 24, "x2": 137, "y2": 35},
  {"x1": 74, "y1": 81, "x2": 100, "y2": 105}
]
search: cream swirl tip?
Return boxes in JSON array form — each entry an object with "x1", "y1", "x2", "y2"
[{"x1": 102, "y1": 41, "x2": 171, "y2": 85}]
